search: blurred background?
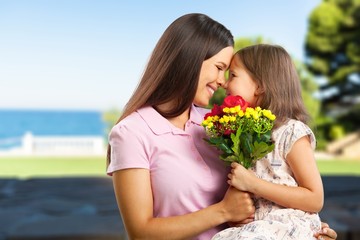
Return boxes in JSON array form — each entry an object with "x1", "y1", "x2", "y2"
[{"x1": 0, "y1": 0, "x2": 359, "y2": 239}]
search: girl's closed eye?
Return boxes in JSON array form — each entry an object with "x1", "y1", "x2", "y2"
[{"x1": 229, "y1": 71, "x2": 236, "y2": 79}]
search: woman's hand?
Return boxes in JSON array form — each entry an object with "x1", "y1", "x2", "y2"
[
  {"x1": 228, "y1": 213, "x2": 255, "y2": 227},
  {"x1": 313, "y1": 222, "x2": 337, "y2": 239},
  {"x1": 221, "y1": 186, "x2": 255, "y2": 223}
]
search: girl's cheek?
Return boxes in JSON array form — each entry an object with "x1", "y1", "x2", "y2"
[{"x1": 228, "y1": 84, "x2": 239, "y2": 96}]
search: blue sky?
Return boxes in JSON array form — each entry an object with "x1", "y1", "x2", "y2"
[{"x1": 0, "y1": 0, "x2": 320, "y2": 111}]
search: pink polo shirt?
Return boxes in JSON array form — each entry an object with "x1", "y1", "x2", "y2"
[{"x1": 107, "y1": 105, "x2": 229, "y2": 240}]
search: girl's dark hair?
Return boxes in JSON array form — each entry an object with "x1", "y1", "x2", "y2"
[{"x1": 107, "y1": 13, "x2": 234, "y2": 165}]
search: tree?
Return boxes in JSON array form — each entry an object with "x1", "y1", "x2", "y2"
[
  {"x1": 305, "y1": 0, "x2": 360, "y2": 120},
  {"x1": 295, "y1": 60, "x2": 321, "y2": 128}
]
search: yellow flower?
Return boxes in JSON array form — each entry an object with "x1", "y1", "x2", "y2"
[
  {"x1": 230, "y1": 107, "x2": 238, "y2": 113},
  {"x1": 252, "y1": 112, "x2": 259, "y2": 120},
  {"x1": 263, "y1": 110, "x2": 276, "y2": 121},
  {"x1": 222, "y1": 115, "x2": 230, "y2": 123},
  {"x1": 223, "y1": 107, "x2": 230, "y2": 113},
  {"x1": 229, "y1": 116, "x2": 236, "y2": 122},
  {"x1": 238, "y1": 110, "x2": 244, "y2": 117},
  {"x1": 245, "y1": 107, "x2": 254, "y2": 115}
]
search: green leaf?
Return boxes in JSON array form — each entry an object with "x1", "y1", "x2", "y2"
[
  {"x1": 205, "y1": 137, "x2": 233, "y2": 154},
  {"x1": 221, "y1": 155, "x2": 238, "y2": 163},
  {"x1": 254, "y1": 130, "x2": 272, "y2": 143},
  {"x1": 240, "y1": 132, "x2": 253, "y2": 157},
  {"x1": 231, "y1": 127, "x2": 242, "y2": 155},
  {"x1": 252, "y1": 141, "x2": 275, "y2": 159},
  {"x1": 218, "y1": 143, "x2": 233, "y2": 154}
]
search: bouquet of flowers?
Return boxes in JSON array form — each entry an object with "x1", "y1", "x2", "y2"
[{"x1": 202, "y1": 95, "x2": 276, "y2": 169}]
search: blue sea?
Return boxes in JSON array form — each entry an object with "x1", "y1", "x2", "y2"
[{"x1": 0, "y1": 109, "x2": 105, "y2": 149}]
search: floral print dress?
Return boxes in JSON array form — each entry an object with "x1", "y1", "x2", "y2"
[{"x1": 212, "y1": 119, "x2": 321, "y2": 240}]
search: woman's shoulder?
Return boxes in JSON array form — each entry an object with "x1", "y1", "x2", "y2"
[
  {"x1": 110, "y1": 106, "x2": 174, "y2": 137},
  {"x1": 112, "y1": 111, "x2": 142, "y2": 131},
  {"x1": 109, "y1": 108, "x2": 150, "y2": 138}
]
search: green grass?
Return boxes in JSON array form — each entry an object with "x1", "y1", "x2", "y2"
[
  {"x1": 316, "y1": 159, "x2": 360, "y2": 176},
  {"x1": 0, "y1": 156, "x2": 107, "y2": 179},
  {"x1": 0, "y1": 157, "x2": 360, "y2": 179}
]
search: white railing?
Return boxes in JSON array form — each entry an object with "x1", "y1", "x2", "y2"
[{"x1": 0, "y1": 132, "x2": 105, "y2": 156}]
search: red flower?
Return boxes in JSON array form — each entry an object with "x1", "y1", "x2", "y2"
[
  {"x1": 204, "y1": 104, "x2": 223, "y2": 119},
  {"x1": 223, "y1": 129, "x2": 234, "y2": 136},
  {"x1": 222, "y1": 95, "x2": 249, "y2": 111}
]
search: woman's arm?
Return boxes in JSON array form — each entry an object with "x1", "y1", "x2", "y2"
[
  {"x1": 113, "y1": 168, "x2": 254, "y2": 240},
  {"x1": 314, "y1": 222, "x2": 338, "y2": 239},
  {"x1": 228, "y1": 136, "x2": 324, "y2": 213}
]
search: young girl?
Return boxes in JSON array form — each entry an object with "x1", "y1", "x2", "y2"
[{"x1": 212, "y1": 44, "x2": 324, "y2": 239}]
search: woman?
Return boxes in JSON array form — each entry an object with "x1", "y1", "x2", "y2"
[{"x1": 107, "y1": 13, "x2": 337, "y2": 240}]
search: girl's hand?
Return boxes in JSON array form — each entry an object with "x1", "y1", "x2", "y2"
[
  {"x1": 227, "y1": 162, "x2": 256, "y2": 192},
  {"x1": 313, "y1": 222, "x2": 337, "y2": 239}
]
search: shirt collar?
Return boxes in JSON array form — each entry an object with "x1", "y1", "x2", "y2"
[
  {"x1": 137, "y1": 105, "x2": 207, "y2": 135},
  {"x1": 190, "y1": 104, "x2": 208, "y2": 126}
]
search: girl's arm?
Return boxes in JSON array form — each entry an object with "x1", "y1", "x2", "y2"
[
  {"x1": 228, "y1": 135, "x2": 324, "y2": 213},
  {"x1": 113, "y1": 168, "x2": 254, "y2": 240}
]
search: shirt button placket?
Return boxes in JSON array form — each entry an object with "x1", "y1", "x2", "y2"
[{"x1": 188, "y1": 135, "x2": 204, "y2": 165}]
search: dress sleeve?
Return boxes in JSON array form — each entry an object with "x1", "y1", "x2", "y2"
[
  {"x1": 107, "y1": 123, "x2": 150, "y2": 175},
  {"x1": 280, "y1": 120, "x2": 316, "y2": 159}
]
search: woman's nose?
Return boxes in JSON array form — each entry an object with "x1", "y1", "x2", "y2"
[
  {"x1": 222, "y1": 80, "x2": 229, "y2": 89},
  {"x1": 217, "y1": 75, "x2": 226, "y2": 87}
]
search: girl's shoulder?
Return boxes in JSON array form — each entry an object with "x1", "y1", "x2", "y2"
[
  {"x1": 274, "y1": 119, "x2": 316, "y2": 157},
  {"x1": 275, "y1": 119, "x2": 313, "y2": 136}
]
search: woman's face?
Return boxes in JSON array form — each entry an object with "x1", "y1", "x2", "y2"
[
  {"x1": 224, "y1": 55, "x2": 259, "y2": 107},
  {"x1": 193, "y1": 46, "x2": 234, "y2": 107}
]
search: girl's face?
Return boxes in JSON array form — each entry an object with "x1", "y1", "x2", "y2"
[
  {"x1": 194, "y1": 46, "x2": 234, "y2": 107},
  {"x1": 225, "y1": 55, "x2": 260, "y2": 107}
]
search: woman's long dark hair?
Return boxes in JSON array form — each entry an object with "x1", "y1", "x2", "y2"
[{"x1": 107, "y1": 13, "x2": 234, "y2": 165}]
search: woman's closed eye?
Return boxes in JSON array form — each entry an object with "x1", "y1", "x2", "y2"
[{"x1": 216, "y1": 65, "x2": 225, "y2": 71}]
